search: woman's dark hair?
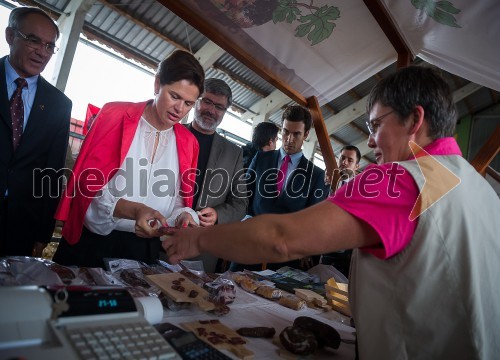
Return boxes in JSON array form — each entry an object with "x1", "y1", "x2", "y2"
[
  {"x1": 9, "y1": 6, "x2": 60, "y2": 39},
  {"x1": 156, "y1": 50, "x2": 205, "y2": 96},
  {"x1": 367, "y1": 66, "x2": 457, "y2": 139},
  {"x1": 282, "y1": 105, "x2": 313, "y2": 132},
  {"x1": 252, "y1": 122, "x2": 279, "y2": 149}
]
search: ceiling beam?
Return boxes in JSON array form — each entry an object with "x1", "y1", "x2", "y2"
[
  {"x1": 156, "y1": 0, "x2": 308, "y2": 107},
  {"x1": 194, "y1": 40, "x2": 225, "y2": 70},
  {"x1": 212, "y1": 64, "x2": 268, "y2": 98},
  {"x1": 308, "y1": 96, "x2": 338, "y2": 183},
  {"x1": 453, "y1": 82, "x2": 483, "y2": 102},
  {"x1": 99, "y1": 0, "x2": 190, "y2": 52},
  {"x1": 240, "y1": 90, "x2": 290, "y2": 122},
  {"x1": 313, "y1": 81, "x2": 484, "y2": 148},
  {"x1": 83, "y1": 25, "x2": 158, "y2": 69},
  {"x1": 353, "y1": 82, "x2": 484, "y2": 158},
  {"x1": 363, "y1": 0, "x2": 413, "y2": 68},
  {"x1": 308, "y1": 97, "x2": 368, "y2": 145},
  {"x1": 470, "y1": 124, "x2": 500, "y2": 176}
]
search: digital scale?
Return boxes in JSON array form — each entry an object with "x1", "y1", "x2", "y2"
[{"x1": 0, "y1": 286, "x2": 174, "y2": 360}]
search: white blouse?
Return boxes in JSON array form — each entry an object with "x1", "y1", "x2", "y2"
[{"x1": 84, "y1": 116, "x2": 198, "y2": 235}]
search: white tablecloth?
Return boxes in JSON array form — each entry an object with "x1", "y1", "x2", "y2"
[{"x1": 162, "y1": 286, "x2": 355, "y2": 359}]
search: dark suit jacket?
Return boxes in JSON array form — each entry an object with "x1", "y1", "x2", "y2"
[
  {"x1": 194, "y1": 131, "x2": 248, "y2": 223},
  {"x1": 247, "y1": 150, "x2": 329, "y2": 216},
  {"x1": 0, "y1": 56, "x2": 71, "y2": 256}
]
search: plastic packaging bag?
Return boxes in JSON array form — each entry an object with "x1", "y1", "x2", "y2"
[{"x1": 307, "y1": 264, "x2": 348, "y2": 284}]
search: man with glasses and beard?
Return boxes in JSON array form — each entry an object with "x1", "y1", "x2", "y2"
[{"x1": 186, "y1": 78, "x2": 247, "y2": 272}]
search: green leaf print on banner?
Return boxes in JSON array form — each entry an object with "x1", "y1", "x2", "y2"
[
  {"x1": 411, "y1": 0, "x2": 462, "y2": 28},
  {"x1": 273, "y1": 0, "x2": 340, "y2": 46}
]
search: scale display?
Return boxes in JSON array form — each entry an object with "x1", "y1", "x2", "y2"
[{"x1": 46, "y1": 287, "x2": 137, "y2": 317}]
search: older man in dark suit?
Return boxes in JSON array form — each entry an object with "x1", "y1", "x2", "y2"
[
  {"x1": 0, "y1": 7, "x2": 71, "y2": 257},
  {"x1": 231, "y1": 105, "x2": 329, "y2": 271}
]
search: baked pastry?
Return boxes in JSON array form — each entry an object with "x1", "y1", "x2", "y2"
[
  {"x1": 256, "y1": 285, "x2": 282, "y2": 299},
  {"x1": 240, "y1": 277, "x2": 260, "y2": 293},
  {"x1": 279, "y1": 326, "x2": 318, "y2": 355},
  {"x1": 293, "y1": 316, "x2": 341, "y2": 349}
]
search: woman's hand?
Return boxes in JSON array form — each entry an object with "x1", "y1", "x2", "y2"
[
  {"x1": 113, "y1": 199, "x2": 167, "y2": 238},
  {"x1": 174, "y1": 211, "x2": 199, "y2": 228},
  {"x1": 134, "y1": 204, "x2": 168, "y2": 238}
]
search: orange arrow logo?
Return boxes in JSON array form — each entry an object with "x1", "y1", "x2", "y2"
[{"x1": 408, "y1": 141, "x2": 461, "y2": 221}]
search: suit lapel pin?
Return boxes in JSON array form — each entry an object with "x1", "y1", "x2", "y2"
[{"x1": 39, "y1": 105, "x2": 45, "y2": 110}]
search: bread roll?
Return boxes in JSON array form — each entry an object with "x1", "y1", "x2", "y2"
[
  {"x1": 278, "y1": 295, "x2": 306, "y2": 310},
  {"x1": 256, "y1": 285, "x2": 282, "y2": 299}
]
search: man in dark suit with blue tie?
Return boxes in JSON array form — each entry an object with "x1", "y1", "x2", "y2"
[
  {"x1": 0, "y1": 7, "x2": 71, "y2": 257},
  {"x1": 233, "y1": 105, "x2": 329, "y2": 270}
]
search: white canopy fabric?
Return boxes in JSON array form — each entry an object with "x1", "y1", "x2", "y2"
[
  {"x1": 385, "y1": 0, "x2": 500, "y2": 92},
  {"x1": 185, "y1": 0, "x2": 499, "y2": 103}
]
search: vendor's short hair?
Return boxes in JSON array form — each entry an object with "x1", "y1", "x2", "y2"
[{"x1": 367, "y1": 66, "x2": 457, "y2": 139}]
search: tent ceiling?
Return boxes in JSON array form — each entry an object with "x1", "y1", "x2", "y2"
[{"x1": 9, "y1": 0, "x2": 500, "y2": 169}]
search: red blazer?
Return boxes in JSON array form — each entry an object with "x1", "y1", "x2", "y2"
[{"x1": 55, "y1": 101, "x2": 199, "y2": 245}]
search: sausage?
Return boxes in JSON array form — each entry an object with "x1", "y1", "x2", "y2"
[{"x1": 236, "y1": 327, "x2": 276, "y2": 338}]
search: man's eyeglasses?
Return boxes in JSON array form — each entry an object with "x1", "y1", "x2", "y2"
[
  {"x1": 200, "y1": 97, "x2": 228, "y2": 112},
  {"x1": 366, "y1": 110, "x2": 395, "y2": 135},
  {"x1": 15, "y1": 29, "x2": 59, "y2": 54}
]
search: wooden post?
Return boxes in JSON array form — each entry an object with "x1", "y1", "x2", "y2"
[
  {"x1": 470, "y1": 124, "x2": 500, "y2": 176},
  {"x1": 307, "y1": 96, "x2": 339, "y2": 190}
]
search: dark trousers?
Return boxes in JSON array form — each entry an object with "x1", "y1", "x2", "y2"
[
  {"x1": 0, "y1": 196, "x2": 7, "y2": 256},
  {"x1": 0, "y1": 196, "x2": 36, "y2": 257},
  {"x1": 53, "y1": 226, "x2": 161, "y2": 268}
]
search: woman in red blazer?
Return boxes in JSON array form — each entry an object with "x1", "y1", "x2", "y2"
[{"x1": 53, "y1": 50, "x2": 205, "y2": 267}]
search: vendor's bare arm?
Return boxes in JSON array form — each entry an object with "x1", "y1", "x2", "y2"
[{"x1": 163, "y1": 200, "x2": 380, "y2": 264}]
